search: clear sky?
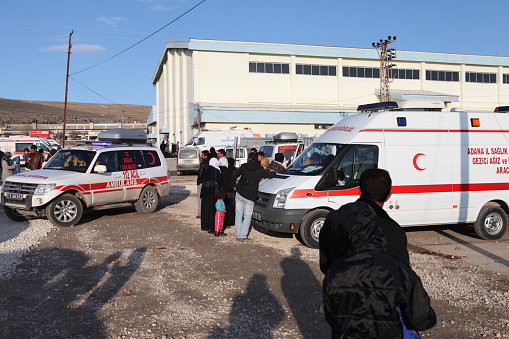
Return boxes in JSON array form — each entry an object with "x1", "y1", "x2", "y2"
[{"x1": 2, "y1": 0, "x2": 508, "y2": 106}]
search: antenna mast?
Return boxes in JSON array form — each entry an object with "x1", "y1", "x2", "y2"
[{"x1": 372, "y1": 36, "x2": 397, "y2": 102}]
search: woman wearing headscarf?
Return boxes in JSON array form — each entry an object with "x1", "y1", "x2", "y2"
[
  {"x1": 200, "y1": 158, "x2": 224, "y2": 233},
  {"x1": 0, "y1": 151, "x2": 15, "y2": 185},
  {"x1": 218, "y1": 157, "x2": 236, "y2": 229}
]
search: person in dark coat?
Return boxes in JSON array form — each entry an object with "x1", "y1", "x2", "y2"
[
  {"x1": 322, "y1": 200, "x2": 436, "y2": 338},
  {"x1": 232, "y1": 152, "x2": 276, "y2": 240},
  {"x1": 196, "y1": 150, "x2": 210, "y2": 219},
  {"x1": 320, "y1": 168, "x2": 409, "y2": 274},
  {"x1": 218, "y1": 157, "x2": 235, "y2": 228},
  {"x1": 160, "y1": 141, "x2": 167, "y2": 157},
  {"x1": 200, "y1": 158, "x2": 224, "y2": 233}
]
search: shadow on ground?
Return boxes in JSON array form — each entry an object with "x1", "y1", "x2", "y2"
[{"x1": 0, "y1": 247, "x2": 145, "y2": 338}]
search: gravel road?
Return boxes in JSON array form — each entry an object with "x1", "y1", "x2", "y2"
[{"x1": 1, "y1": 175, "x2": 508, "y2": 338}]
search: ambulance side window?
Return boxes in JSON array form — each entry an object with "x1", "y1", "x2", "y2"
[
  {"x1": 142, "y1": 150, "x2": 162, "y2": 168},
  {"x1": 16, "y1": 143, "x2": 32, "y2": 152},
  {"x1": 96, "y1": 152, "x2": 118, "y2": 172},
  {"x1": 194, "y1": 137, "x2": 205, "y2": 146},
  {"x1": 335, "y1": 147, "x2": 354, "y2": 187},
  {"x1": 353, "y1": 145, "x2": 379, "y2": 180},
  {"x1": 330, "y1": 145, "x2": 379, "y2": 188},
  {"x1": 118, "y1": 150, "x2": 142, "y2": 171}
]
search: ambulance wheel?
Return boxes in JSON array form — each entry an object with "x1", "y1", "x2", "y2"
[
  {"x1": 134, "y1": 186, "x2": 158, "y2": 213},
  {"x1": 473, "y1": 204, "x2": 508, "y2": 240},
  {"x1": 299, "y1": 209, "x2": 328, "y2": 249},
  {"x1": 3, "y1": 206, "x2": 29, "y2": 222},
  {"x1": 46, "y1": 194, "x2": 83, "y2": 227}
]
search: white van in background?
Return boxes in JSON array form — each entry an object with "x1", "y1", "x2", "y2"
[
  {"x1": 253, "y1": 100, "x2": 509, "y2": 248},
  {"x1": 0, "y1": 136, "x2": 54, "y2": 162},
  {"x1": 258, "y1": 132, "x2": 312, "y2": 166},
  {"x1": 176, "y1": 147, "x2": 200, "y2": 175},
  {"x1": 185, "y1": 129, "x2": 254, "y2": 153}
]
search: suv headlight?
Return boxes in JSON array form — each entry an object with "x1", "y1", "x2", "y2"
[
  {"x1": 273, "y1": 187, "x2": 294, "y2": 208},
  {"x1": 34, "y1": 183, "x2": 56, "y2": 195}
]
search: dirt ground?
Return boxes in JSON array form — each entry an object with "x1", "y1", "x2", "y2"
[{"x1": 0, "y1": 175, "x2": 508, "y2": 338}]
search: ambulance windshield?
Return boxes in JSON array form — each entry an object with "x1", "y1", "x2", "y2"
[
  {"x1": 286, "y1": 143, "x2": 346, "y2": 175},
  {"x1": 44, "y1": 150, "x2": 95, "y2": 173}
]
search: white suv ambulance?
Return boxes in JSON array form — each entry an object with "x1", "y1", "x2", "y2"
[
  {"x1": 1, "y1": 129, "x2": 171, "y2": 227},
  {"x1": 253, "y1": 100, "x2": 509, "y2": 248}
]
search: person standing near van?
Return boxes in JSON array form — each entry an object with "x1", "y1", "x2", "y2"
[
  {"x1": 266, "y1": 153, "x2": 286, "y2": 174},
  {"x1": 319, "y1": 168, "x2": 409, "y2": 275},
  {"x1": 196, "y1": 150, "x2": 210, "y2": 219},
  {"x1": 322, "y1": 200, "x2": 436, "y2": 338},
  {"x1": 232, "y1": 152, "x2": 276, "y2": 240},
  {"x1": 22, "y1": 148, "x2": 30, "y2": 169},
  {"x1": 1, "y1": 152, "x2": 15, "y2": 184},
  {"x1": 219, "y1": 156, "x2": 235, "y2": 228},
  {"x1": 27, "y1": 145, "x2": 44, "y2": 170},
  {"x1": 200, "y1": 158, "x2": 224, "y2": 233},
  {"x1": 214, "y1": 190, "x2": 227, "y2": 237}
]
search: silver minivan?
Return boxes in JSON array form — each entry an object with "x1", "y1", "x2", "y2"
[{"x1": 176, "y1": 147, "x2": 200, "y2": 175}]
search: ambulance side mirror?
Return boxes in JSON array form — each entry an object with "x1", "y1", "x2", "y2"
[
  {"x1": 325, "y1": 168, "x2": 340, "y2": 186},
  {"x1": 94, "y1": 164, "x2": 107, "y2": 173}
]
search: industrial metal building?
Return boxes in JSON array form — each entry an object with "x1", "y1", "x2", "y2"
[{"x1": 151, "y1": 39, "x2": 509, "y2": 144}]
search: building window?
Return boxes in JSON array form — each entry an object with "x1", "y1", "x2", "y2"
[
  {"x1": 314, "y1": 124, "x2": 333, "y2": 130},
  {"x1": 391, "y1": 69, "x2": 419, "y2": 80},
  {"x1": 343, "y1": 66, "x2": 379, "y2": 78},
  {"x1": 296, "y1": 64, "x2": 336, "y2": 76},
  {"x1": 249, "y1": 62, "x2": 289, "y2": 74},
  {"x1": 465, "y1": 72, "x2": 496, "y2": 83},
  {"x1": 425, "y1": 70, "x2": 459, "y2": 82},
  {"x1": 503, "y1": 74, "x2": 509, "y2": 84}
]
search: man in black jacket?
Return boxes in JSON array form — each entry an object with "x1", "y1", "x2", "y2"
[
  {"x1": 196, "y1": 150, "x2": 209, "y2": 219},
  {"x1": 232, "y1": 152, "x2": 275, "y2": 240},
  {"x1": 322, "y1": 200, "x2": 436, "y2": 338},
  {"x1": 320, "y1": 168, "x2": 409, "y2": 274}
]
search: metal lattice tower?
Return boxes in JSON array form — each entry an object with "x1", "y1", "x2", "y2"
[{"x1": 372, "y1": 36, "x2": 397, "y2": 102}]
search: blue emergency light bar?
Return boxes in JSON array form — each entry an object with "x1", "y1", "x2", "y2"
[
  {"x1": 89, "y1": 141, "x2": 113, "y2": 146},
  {"x1": 357, "y1": 101, "x2": 399, "y2": 112}
]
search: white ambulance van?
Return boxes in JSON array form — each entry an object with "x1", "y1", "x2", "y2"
[
  {"x1": 0, "y1": 136, "x2": 54, "y2": 162},
  {"x1": 253, "y1": 100, "x2": 509, "y2": 248},
  {"x1": 184, "y1": 128, "x2": 255, "y2": 153},
  {"x1": 258, "y1": 132, "x2": 309, "y2": 166},
  {"x1": 1, "y1": 128, "x2": 170, "y2": 227}
]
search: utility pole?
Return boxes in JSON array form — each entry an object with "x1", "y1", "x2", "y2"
[
  {"x1": 118, "y1": 109, "x2": 126, "y2": 127},
  {"x1": 372, "y1": 36, "x2": 397, "y2": 102},
  {"x1": 62, "y1": 31, "x2": 73, "y2": 147}
]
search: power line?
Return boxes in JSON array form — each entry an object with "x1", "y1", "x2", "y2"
[
  {"x1": 69, "y1": 76, "x2": 145, "y2": 115},
  {"x1": 71, "y1": 0, "x2": 208, "y2": 75}
]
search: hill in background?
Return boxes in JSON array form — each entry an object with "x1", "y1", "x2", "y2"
[{"x1": 0, "y1": 98, "x2": 152, "y2": 125}]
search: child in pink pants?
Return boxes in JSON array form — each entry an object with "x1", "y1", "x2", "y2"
[{"x1": 214, "y1": 191, "x2": 227, "y2": 237}]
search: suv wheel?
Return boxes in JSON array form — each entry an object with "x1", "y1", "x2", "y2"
[
  {"x1": 46, "y1": 194, "x2": 83, "y2": 227},
  {"x1": 134, "y1": 186, "x2": 159, "y2": 213}
]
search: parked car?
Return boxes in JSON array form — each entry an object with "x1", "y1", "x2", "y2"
[
  {"x1": 1, "y1": 128, "x2": 171, "y2": 227},
  {"x1": 176, "y1": 146, "x2": 200, "y2": 175}
]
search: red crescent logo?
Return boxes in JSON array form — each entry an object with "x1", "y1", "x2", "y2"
[
  {"x1": 149, "y1": 152, "x2": 156, "y2": 165},
  {"x1": 413, "y1": 153, "x2": 426, "y2": 171}
]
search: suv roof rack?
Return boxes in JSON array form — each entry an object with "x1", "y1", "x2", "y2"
[{"x1": 97, "y1": 128, "x2": 147, "y2": 144}]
